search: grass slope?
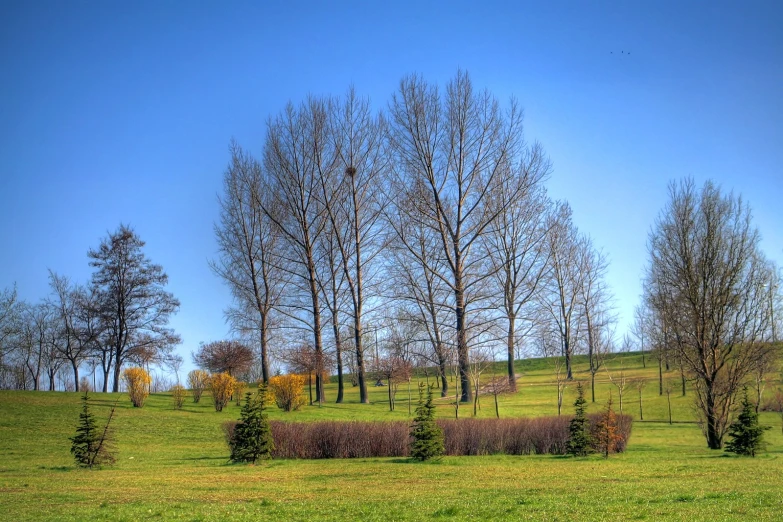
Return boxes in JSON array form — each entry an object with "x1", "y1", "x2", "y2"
[{"x1": 1, "y1": 352, "x2": 782, "y2": 521}]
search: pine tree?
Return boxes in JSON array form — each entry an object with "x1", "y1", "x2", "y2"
[
  {"x1": 725, "y1": 387, "x2": 770, "y2": 457},
  {"x1": 410, "y1": 383, "x2": 444, "y2": 461},
  {"x1": 70, "y1": 392, "x2": 117, "y2": 469},
  {"x1": 567, "y1": 382, "x2": 591, "y2": 457},
  {"x1": 230, "y1": 385, "x2": 274, "y2": 463}
]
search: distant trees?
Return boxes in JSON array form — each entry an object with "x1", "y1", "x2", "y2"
[
  {"x1": 89, "y1": 225, "x2": 180, "y2": 392},
  {"x1": 644, "y1": 179, "x2": 778, "y2": 449},
  {"x1": 193, "y1": 340, "x2": 254, "y2": 377}
]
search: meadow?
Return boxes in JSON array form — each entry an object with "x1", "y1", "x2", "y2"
[{"x1": 1, "y1": 352, "x2": 782, "y2": 521}]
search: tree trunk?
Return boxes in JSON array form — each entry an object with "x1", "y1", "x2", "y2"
[
  {"x1": 705, "y1": 386, "x2": 722, "y2": 449},
  {"x1": 260, "y1": 314, "x2": 270, "y2": 384},
  {"x1": 331, "y1": 308, "x2": 344, "y2": 404},
  {"x1": 72, "y1": 362, "x2": 79, "y2": 392},
  {"x1": 564, "y1": 337, "x2": 573, "y2": 381},
  {"x1": 455, "y1": 282, "x2": 471, "y2": 403},
  {"x1": 506, "y1": 315, "x2": 517, "y2": 392}
]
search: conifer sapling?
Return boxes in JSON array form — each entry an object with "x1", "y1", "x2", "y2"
[
  {"x1": 725, "y1": 387, "x2": 770, "y2": 457},
  {"x1": 567, "y1": 382, "x2": 591, "y2": 456},
  {"x1": 410, "y1": 383, "x2": 444, "y2": 461}
]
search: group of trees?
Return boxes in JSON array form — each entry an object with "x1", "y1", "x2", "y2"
[
  {"x1": 212, "y1": 71, "x2": 615, "y2": 408},
  {"x1": 0, "y1": 225, "x2": 181, "y2": 393}
]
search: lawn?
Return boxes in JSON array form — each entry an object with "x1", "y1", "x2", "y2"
[{"x1": 1, "y1": 352, "x2": 782, "y2": 521}]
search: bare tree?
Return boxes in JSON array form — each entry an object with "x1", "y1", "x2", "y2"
[
  {"x1": 262, "y1": 99, "x2": 334, "y2": 404},
  {"x1": 211, "y1": 142, "x2": 285, "y2": 384},
  {"x1": 387, "y1": 71, "x2": 526, "y2": 403},
  {"x1": 0, "y1": 285, "x2": 22, "y2": 362},
  {"x1": 484, "y1": 150, "x2": 551, "y2": 392},
  {"x1": 538, "y1": 326, "x2": 568, "y2": 415},
  {"x1": 316, "y1": 88, "x2": 389, "y2": 404},
  {"x1": 540, "y1": 202, "x2": 584, "y2": 380},
  {"x1": 389, "y1": 216, "x2": 452, "y2": 397},
  {"x1": 645, "y1": 179, "x2": 775, "y2": 449},
  {"x1": 89, "y1": 225, "x2": 181, "y2": 392},
  {"x1": 193, "y1": 340, "x2": 254, "y2": 377},
  {"x1": 47, "y1": 272, "x2": 100, "y2": 388}
]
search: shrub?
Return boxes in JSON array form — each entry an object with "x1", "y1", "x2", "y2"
[
  {"x1": 171, "y1": 384, "x2": 187, "y2": 410},
  {"x1": 70, "y1": 392, "x2": 117, "y2": 469},
  {"x1": 725, "y1": 387, "x2": 770, "y2": 457},
  {"x1": 567, "y1": 382, "x2": 591, "y2": 456},
  {"x1": 187, "y1": 369, "x2": 210, "y2": 403},
  {"x1": 228, "y1": 414, "x2": 632, "y2": 459},
  {"x1": 410, "y1": 384, "x2": 444, "y2": 461},
  {"x1": 268, "y1": 374, "x2": 306, "y2": 412},
  {"x1": 593, "y1": 395, "x2": 623, "y2": 458},
  {"x1": 122, "y1": 367, "x2": 151, "y2": 408},
  {"x1": 233, "y1": 380, "x2": 247, "y2": 405},
  {"x1": 79, "y1": 377, "x2": 91, "y2": 393},
  {"x1": 229, "y1": 385, "x2": 274, "y2": 463},
  {"x1": 210, "y1": 372, "x2": 237, "y2": 412}
]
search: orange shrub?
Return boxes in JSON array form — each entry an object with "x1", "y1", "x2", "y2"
[
  {"x1": 122, "y1": 367, "x2": 151, "y2": 408},
  {"x1": 210, "y1": 372, "x2": 237, "y2": 412},
  {"x1": 268, "y1": 374, "x2": 306, "y2": 412}
]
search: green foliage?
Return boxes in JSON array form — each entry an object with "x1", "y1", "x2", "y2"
[
  {"x1": 725, "y1": 387, "x2": 770, "y2": 457},
  {"x1": 70, "y1": 392, "x2": 117, "y2": 469},
  {"x1": 410, "y1": 383, "x2": 444, "y2": 461},
  {"x1": 230, "y1": 385, "x2": 274, "y2": 463},
  {"x1": 567, "y1": 382, "x2": 591, "y2": 456}
]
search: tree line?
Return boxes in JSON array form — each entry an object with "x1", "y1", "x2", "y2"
[
  {"x1": 0, "y1": 225, "x2": 181, "y2": 393},
  {"x1": 210, "y1": 71, "x2": 618, "y2": 408}
]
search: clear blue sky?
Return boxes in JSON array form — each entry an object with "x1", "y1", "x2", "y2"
[{"x1": 1, "y1": 1, "x2": 781, "y2": 373}]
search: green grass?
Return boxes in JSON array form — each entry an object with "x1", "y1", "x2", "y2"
[{"x1": 1, "y1": 353, "x2": 782, "y2": 521}]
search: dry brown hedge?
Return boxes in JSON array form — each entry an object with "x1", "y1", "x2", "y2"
[{"x1": 222, "y1": 414, "x2": 632, "y2": 459}]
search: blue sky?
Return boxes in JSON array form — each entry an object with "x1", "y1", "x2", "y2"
[{"x1": 1, "y1": 1, "x2": 781, "y2": 374}]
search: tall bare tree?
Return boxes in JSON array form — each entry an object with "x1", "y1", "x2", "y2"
[
  {"x1": 484, "y1": 150, "x2": 551, "y2": 391},
  {"x1": 47, "y1": 272, "x2": 100, "y2": 389},
  {"x1": 578, "y1": 236, "x2": 614, "y2": 401},
  {"x1": 262, "y1": 99, "x2": 334, "y2": 403},
  {"x1": 645, "y1": 179, "x2": 775, "y2": 449},
  {"x1": 315, "y1": 87, "x2": 388, "y2": 404},
  {"x1": 387, "y1": 70, "x2": 526, "y2": 402},
  {"x1": 89, "y1": 225, "x2": 181, "y2": 392},
  {"x1": 212, "y1": 142, "x2": 284, "y2": 384},
  {"x1": 540, "y1": 202, "x2": 584, "y2": 380}
]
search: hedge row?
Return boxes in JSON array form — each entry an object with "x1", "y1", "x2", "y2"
[{"x1": 222, "y1": 414, "x2": 632, "y2": 459}]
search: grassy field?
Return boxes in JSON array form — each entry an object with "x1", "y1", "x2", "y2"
[{"x1": 1, "y1": 352, "x2": 782, "y2": 521}]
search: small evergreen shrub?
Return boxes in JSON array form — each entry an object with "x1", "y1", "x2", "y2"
[
  {"x1": 229, "y1": 386, "x2": 274, "y2": 463},
  {"x1": 567, "y1": 382, "x2": 591, "y2": 456},
  {"x1": 725, "y1": 387, "x2": 770, "y2": 457},
  {"x1": 70, "y1": 392, "x2": 117, "y2": 469},
  {"x1": 410, "y1": 383, "x2": 444, "y2": 461},
  {"x1": 122, "y1": 367, "x2": 151, "y2": 408}
]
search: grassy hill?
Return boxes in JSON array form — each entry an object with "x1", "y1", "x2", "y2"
[{"x1": 1, "y1": 352, "x2": 782, "y2": 521}]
